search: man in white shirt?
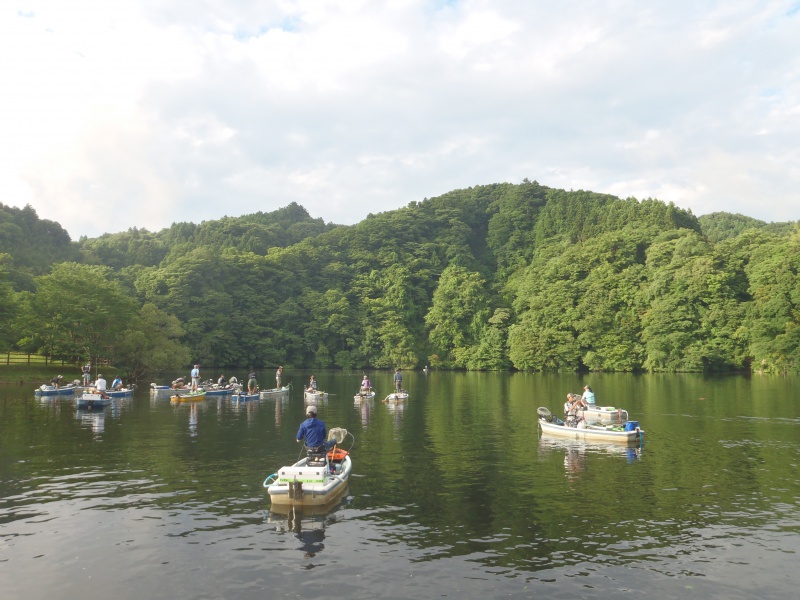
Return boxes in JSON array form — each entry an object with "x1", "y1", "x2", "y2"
[{"x1": 94, "y1": 375, "x2": 108, "y2": 396}]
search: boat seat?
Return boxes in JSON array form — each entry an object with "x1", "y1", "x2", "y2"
[{"x1": 306, "y1": 447, "x2": 327, "y2": 466}]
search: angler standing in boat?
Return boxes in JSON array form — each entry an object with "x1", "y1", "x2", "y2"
[
  {"x1": 81, "y1": 363, "x2": 92, "y2": 386},
  {"x1": 393, "y1": 368, "x2": 403, "y2": 392},
  {"x1": 296, "y1": 406, "x2": 331, "y2": 452},
  {"x1": 248, "y1": 370, "x2": 258, "y2": 394},
  {"x1": 190, "y1": 364, "x2": 200, "y2": 392},
  {"x1": 276, "y1": 365, "x2": 283, "y2": 388}
]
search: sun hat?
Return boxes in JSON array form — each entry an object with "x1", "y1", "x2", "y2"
[{"x1": 307, "y1": 406, "x2": 317, "y2": 415}]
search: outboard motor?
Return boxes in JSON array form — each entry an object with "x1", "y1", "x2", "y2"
[{"x1": 537, "y1": 407, "x2": 552, "y2": 422}]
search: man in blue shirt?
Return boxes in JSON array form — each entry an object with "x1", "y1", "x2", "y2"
[{"x1": 296, "y1": 406, "x2": 328, "y2": 451}]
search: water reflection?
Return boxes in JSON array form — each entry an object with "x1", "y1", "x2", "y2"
[
  {"x1": 353, "y1": 396, "x2": 371, "y2": 427},
  {"x1": 382, "y1": 397, "x2": 405, "y2": 425},
  {"x1": 73, "y1": 397, "x2": 132, "y2": 440},
  {"x1": 537, "y1": 437, "x2": 642, "y2": 480},
  {"x1": 170, "y1": 399, "x2": 208, "y2": 436},
  {"x1": 266, "y1": 493, "x2": 350, "y2": 560},
  {"x1": 75, "y1": 408, "x2": 106, "y2": 439}
]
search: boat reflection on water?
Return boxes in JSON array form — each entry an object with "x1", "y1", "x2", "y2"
[
  {"x1": 74, "y1": 397, "x2": 132, "y2": 440},
  {"x1": 266, "y1": 492, "x2": 350, "y2": 559},
  {"x1": 538, "y1": 436, "x2": 642, "y2": 480},
  {"x1": 353, "y1": 396, "x2": 371, "y2": 427},
  {"x1": 75, "y1": 408, "x2": 106, "y2": 439}
]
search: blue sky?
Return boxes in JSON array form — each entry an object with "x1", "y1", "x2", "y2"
[{"x1": 2, "y1": 0, "x2": 799, "y2": 239}]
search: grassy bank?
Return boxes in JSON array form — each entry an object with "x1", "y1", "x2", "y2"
[{"x1": 0, "y1": 365, "x2": 119, "y2": 385}]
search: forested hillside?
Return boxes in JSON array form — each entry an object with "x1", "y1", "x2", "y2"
[{"x1": 2, "y1": 183, "x2": 799, "y2": 376}]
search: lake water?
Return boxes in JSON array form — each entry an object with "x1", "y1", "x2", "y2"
[{"x1": 1, "y1": 371, "x2": 798, "y2": 599}]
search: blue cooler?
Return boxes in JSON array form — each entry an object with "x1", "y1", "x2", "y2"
[{"x1": 624, "y1": 421, "x2": 639, "y2": 431}]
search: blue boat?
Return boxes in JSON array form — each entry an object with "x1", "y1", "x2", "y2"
[
  {"x1": 35, "y1": 383, "x2": 79, "y2": 396},
  {"x1": 106, "y1": 387, "x2": 134, "y2": 398},
  {"x1": 76, "y1": 392, "x2": 112, "y2": 409},
  {"x1": 232, "y1": 392, "x2": 260, "y2": 402},
  {"x1": 205, "y1": 386, "x2": 235, "y2": 396}
]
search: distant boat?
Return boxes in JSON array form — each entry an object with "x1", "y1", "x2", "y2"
[
  {"x1": 304, "y1": 389, "x2": 328, "y2": 401},
  {"x1": 105, "y1": 387, "x2": 134, "y2": 398},
  {"x1": 259, "y1": 385, "x2": 291, "y2": 399},
  {"x1": 35, "y1": 383, "x2": 79, "y2": 396},
  {"x1": 75, "y1": 392, "x2": 111, "y2": 409},
  {"x1": 170, "y1": 391, "x2": 207, "y2": 402},
  {"x1": 537, "y1": 406, "x2": 643, "y2": 445},
  {"x1": 384, "y1": 391, "x2": 409, "y2": 401},
  {"x1": 204, "y1": 386, "x2": 235, "y2": 396},
  {"x1": 232, "y1": 392, "x2": 260, "y2": 402},
  {"x1": 354, "y1": 390, "x2": 376, "y2": 400}
]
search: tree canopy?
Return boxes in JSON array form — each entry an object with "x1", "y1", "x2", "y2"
[{"x1": 2, "y1": 185, "x2": 800, "y2": 376}]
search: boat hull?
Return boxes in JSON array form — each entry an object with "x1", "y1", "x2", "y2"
[
  {"x1": 539, "y1": 419, "x2": 643, "y2": 444},
  {"x1": 304, "y1": 390, "x2": 328, "y2": 401},
  {"x1": 204, "y1": 387, "x2": 234, "y2": 396},
  {"x1": 259, "y1": 386, "x2": 291, "y2": 399},
  {"x1": 232, "y1": 393, "x2": 260, "y2": 402},
  {"x1": 106, "y1": 388, "x2": 134, "y2": 397},
  {"x1": 76, "y1": 393, "x2": 111, "y2": 409},
  {"x1": 170, "y1": 392, "x2": 207, "y2": 402},
  {"x1": 384, "y1": 392, "x2": 408, "y2": 401},
  {"x1": 354, "y1": 391, "x2": 375, "y2": 400},
  {"x1": 266, "y1": 456, "x2": 351, "y2": 507},
  {"x1": 35, "y1": 385, "x2": 79, "y2": 396}
]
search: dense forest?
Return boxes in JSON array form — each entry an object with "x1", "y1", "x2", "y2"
[{"x1": 2, "y1": 181, "x2": 799, "y2": 378}]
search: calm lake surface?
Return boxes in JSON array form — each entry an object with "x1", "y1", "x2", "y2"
[{"x1": 1, "y1": 370, "x2": 798, "y2": 599}]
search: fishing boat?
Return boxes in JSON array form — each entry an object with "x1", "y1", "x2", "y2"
[
  {"x1": 151, "y1": 383, "x2": 195, "y2": 399},
  {"x1": 264, "y1": 428, "x2": 353, "y2": 507},
  {"x1": 354, "y1": 390, "x2": 376, "y2": 400},
  {"x1": 384, "y1": 390, "x2": 409, "y2": 401},
  {"x1": 232, "y1": 391, "x2": 260, "y2": 402},
  {"x1": 204, "y1": 386, "x2": 235, "y2": 396},
  {"x1": 259, "y1": 385, "x2": 291, "y2": 399},
  {"x1": 105, "y1": 387, "x2": 135, "y2": 398},
  {"x1": 303, "y1": 389, "x2": 328, "y2": 401},
  {"x1": 35, "y1": 382, "x2": 80, "y2": 396},
  {"x1": 170, "y1": 391, "x2": 207, "y2": 402},
  {"x1": 537, "y1": 406, "x2": 644, "y2": 445},
  {"x1": 76, "y1": 392, "x2": 112, "y2": 409}
]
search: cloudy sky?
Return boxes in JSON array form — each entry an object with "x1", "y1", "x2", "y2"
[{"x1": 2, "y1": 0, "x2": 799, "y2": 240}]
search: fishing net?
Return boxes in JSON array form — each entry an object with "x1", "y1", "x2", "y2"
[{"x1": 327, "y1": 428, "x2": 348, "y2": 443}]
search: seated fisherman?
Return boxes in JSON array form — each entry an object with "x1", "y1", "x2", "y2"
[{"x1": 296, "y1": 406, "x2": 333, "y2": 459}]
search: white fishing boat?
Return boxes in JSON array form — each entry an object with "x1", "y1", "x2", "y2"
[
  {"x1": 303, "y1": 389, "x2": 328, "y2": 401},
  {"x1": 354, "y1": 390, "x2": 375, "y2": 400},
  {"x1": 384, "y1": 390, "x2": 409, "y2": 401},
  {"x1": 260, "y1": 385, "x2": 291, "y2": 399},
  {"x1": 75, "y1": 392, "x2": 111, "y2": 409},
  {"x1": 537, "y1": 407, "x2": 643, "y2": 445},
  {"x1": 264, "y1": 428, "x2": 353, "y2": 507}
]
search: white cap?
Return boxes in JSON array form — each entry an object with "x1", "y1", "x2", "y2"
[{"x1": 307, "y1": 406, "x2": 317, "y2": 415}]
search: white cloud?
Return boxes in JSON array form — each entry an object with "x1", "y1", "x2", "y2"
[{"x1": 1, "y1": 0, "x2": 799, "y2": 239}]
